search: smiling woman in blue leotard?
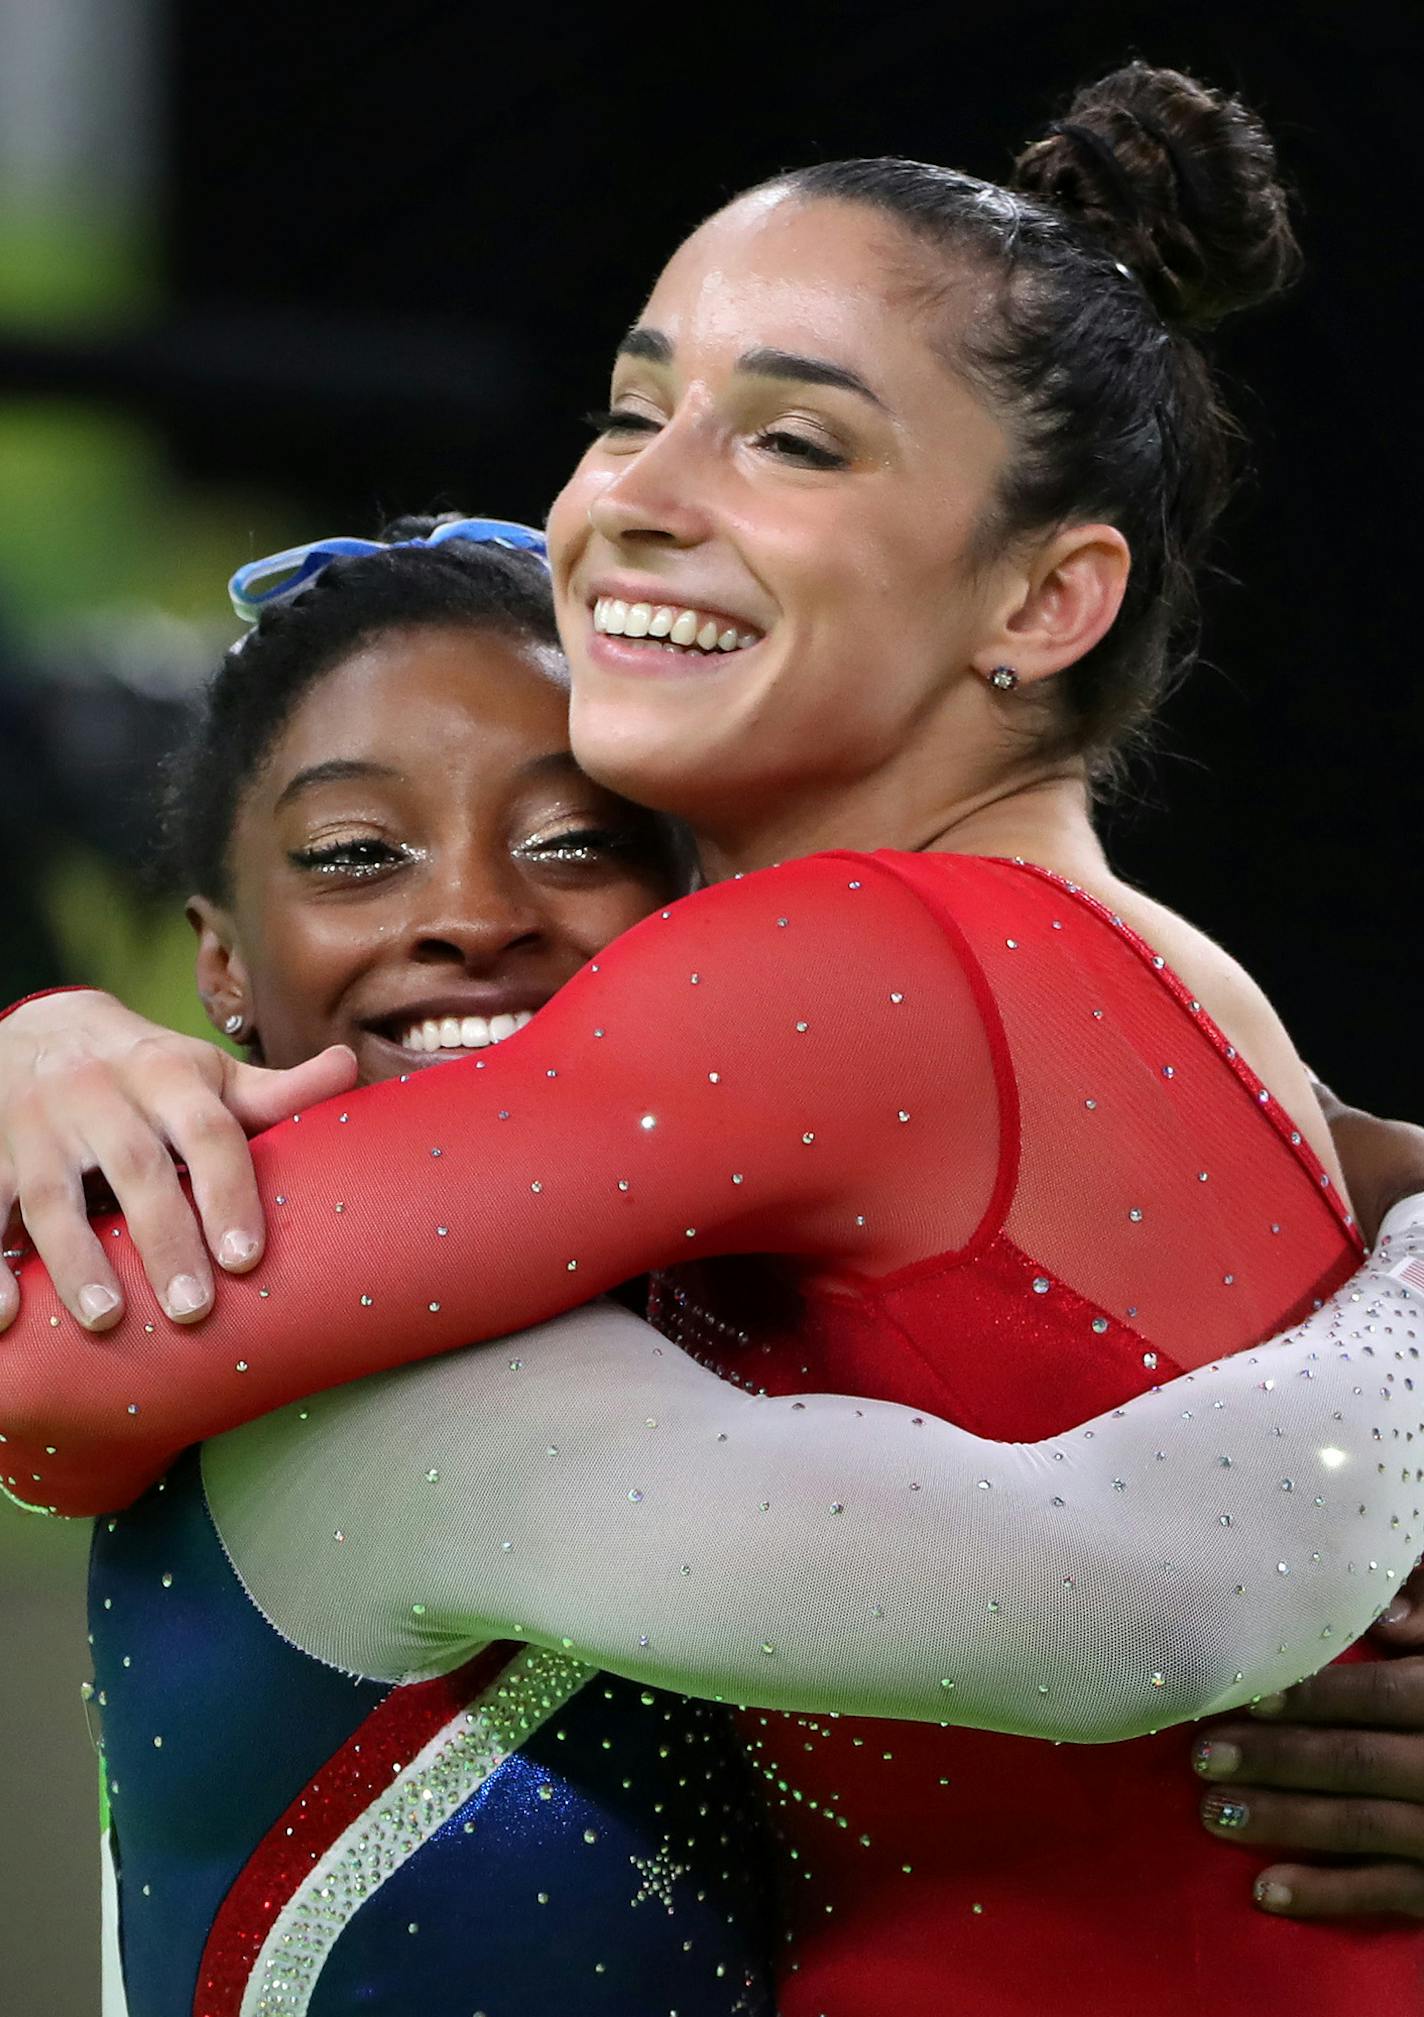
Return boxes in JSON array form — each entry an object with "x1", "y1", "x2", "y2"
[{"x1": 86, "y1": 517, "x2": 780, "y2": 2017}]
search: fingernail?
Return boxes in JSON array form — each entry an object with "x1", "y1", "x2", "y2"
[
  {"x1": 1193, "y1": 1739, "x2": 1242, "y2": 1779},
  {"x1": 79, "y1": 1284, "x2": 121, "y2": 1325},
  {"x1": 1254, "y1": 1879, "x2": 1292, "y2": 1911},
  {"x1": 164, "y1": 1274, "x2": 208, "y2": 1318},
  {"x1": 218, "y1": 1230, "x2": 259, "y2": 1270},
  {"x1": 1202, "y1": 1795, "x2": 1251, "y2": 1831},
  {"x1": 1383, "y1": 1596, "x2": 1412, "y2": 1627},
  {"x1": 1250, "y1": 1693, "x2": 1287, "y2": 1718}
]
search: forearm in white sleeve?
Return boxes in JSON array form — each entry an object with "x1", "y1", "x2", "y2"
[{"x1": 203, "y1": 1197, "x2": 1424, "y2": 1742}]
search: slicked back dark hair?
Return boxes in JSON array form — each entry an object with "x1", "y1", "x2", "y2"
[{"x1": 772, "y1": 62, "x2": 1300, "y2": 778}]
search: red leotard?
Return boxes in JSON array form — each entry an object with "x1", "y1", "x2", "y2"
[{"x1": 0, "y1": 852, "x2": 1417, "y2": 2012}]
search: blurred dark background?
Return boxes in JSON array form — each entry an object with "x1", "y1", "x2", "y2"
[{"x1": 0, "y1": 4, "x2": 1419, "y2": 2007}]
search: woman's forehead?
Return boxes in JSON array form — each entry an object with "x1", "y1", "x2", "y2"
[
  {"x1": 631, "y1": 192, "x2": 1002, "y2": 454},
  {"x1": 645, "y1": 191, "x2": 907, "y2": 328},
  {"x1": 267, "y1": 629, "x2": 573, "y2": 778}
]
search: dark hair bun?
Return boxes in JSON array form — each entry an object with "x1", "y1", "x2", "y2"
[{"x1": 1012, "y1": 61, "x2": 1301, "y2": 330}]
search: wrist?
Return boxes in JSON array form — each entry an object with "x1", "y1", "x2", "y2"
[{"x1": 0, "y1": 985, "x2": 106, "y2": 1028}]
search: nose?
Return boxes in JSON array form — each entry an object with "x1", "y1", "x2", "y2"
[
  {"x1": 403, "y1": 850, "x2": 546, "y2": 970},
  {"x1": 587, "y1": 407, "x2": 718, "y2": 550}
]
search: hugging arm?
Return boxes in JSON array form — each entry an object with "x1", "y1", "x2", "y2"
[
  {"x1": 0, "y1": 854, "x2": 1000, "y2": 1512},
  {"x1": 205, "y1": 1198, "x2": 1424, "y2": 1742}
]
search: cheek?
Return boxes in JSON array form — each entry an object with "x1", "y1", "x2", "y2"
[
  {"x1": 547, "y1": 463, "x2": 600, "y2": 585},
  {"x1": 550, "y1": 876, "x2": 671, "y2": 955},
  {"x1": 245, "y1": 909, "x2": 366, "y2": 1026}
]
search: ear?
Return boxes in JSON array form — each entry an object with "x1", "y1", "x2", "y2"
[
  {"x1": 187, "y1": 896, "x2": 254, "y2": 1042},
  {"x1": 974, "y1": 524, "x2": 1130, "y2": 688}
]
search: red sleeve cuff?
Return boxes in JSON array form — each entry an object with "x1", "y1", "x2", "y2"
[{"x1": 0, "y1": 985, "x2": 100, "y2": 1027}]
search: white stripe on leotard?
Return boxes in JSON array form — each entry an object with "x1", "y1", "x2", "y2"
[{"x1": 239, "y1": 1643, "x2": 591, "y2": 2017}]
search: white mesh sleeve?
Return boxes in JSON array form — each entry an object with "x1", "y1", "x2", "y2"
[{"x1": 203, "y1": 1198, "x2": 1424, "y2": 1742}]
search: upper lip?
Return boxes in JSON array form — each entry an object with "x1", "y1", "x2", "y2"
[
  {"x1": 585, "y1": 575, "x2": 766, "y2": 636},
  {"x1": 359, "y1": 990, "x2": 550, "y2": 1036}
]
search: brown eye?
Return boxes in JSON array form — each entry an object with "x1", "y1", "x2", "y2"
[{"x1": 753, "y1": 429, "x2": 848, "y2": 471}]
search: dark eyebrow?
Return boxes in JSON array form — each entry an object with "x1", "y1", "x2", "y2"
[
  {"x1": 274, "y1": 758, "x2": 400, "y2": 810},
  {"x1": 615, "y1": 326, "x2": 887, "y2": 413},
  {"x1": 736, "y1": 345, "x2": 888, "y2": 411},
  {"x1": 616, "y1": 325, "x2": 673, "y2": 365}
]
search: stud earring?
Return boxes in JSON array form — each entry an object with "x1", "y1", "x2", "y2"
[
  {"x1": 223, "y1": 1012, "x2": 247, "y2": 1039},
  {"x1": 988, "y1": 666, "x2": 1019, "y2": 691}
]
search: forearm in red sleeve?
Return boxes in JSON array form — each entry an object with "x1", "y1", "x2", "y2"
[{"x1": 0, "y1": 854, "x2": 990, "y2": 1515}]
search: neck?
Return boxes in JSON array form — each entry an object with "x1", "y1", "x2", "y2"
[{"x1": 693, "y1": 753, "x2": 1110, "y2": 887}]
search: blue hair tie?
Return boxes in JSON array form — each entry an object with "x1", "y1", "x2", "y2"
[{"x1": 229, "y1": 516, "x2": 549, "y2": 625}]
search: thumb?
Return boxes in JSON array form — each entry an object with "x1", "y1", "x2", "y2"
[{"x1": 222, "y1": 1045, "x2": 359, "y2": 1134}]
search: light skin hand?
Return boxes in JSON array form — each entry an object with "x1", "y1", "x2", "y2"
[{"x1": 0, "y1": 990, "x2": 356, "y2": 1331}]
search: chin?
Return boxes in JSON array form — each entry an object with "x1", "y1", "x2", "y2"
[{"x1": 566, "y1": 694, "x2": 715, "y2": 818}]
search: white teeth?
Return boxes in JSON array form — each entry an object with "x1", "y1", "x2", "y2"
[
  {"x1": 669, "y1": 609, "x2": 699, "y2": 646},
  {"x1": 398, "y1": 1006, "x2": 534, "y2": 1054},
  {"x1": 594, "y1": 597, "x2": 763, "y2": 655}
]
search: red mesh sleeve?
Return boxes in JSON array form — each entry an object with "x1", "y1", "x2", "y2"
[{"x1": 0, "y1": 854, "x2": 1001, "y2": 1515}]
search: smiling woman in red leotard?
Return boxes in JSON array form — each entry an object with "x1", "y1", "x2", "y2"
[{"x1": 2, "y1": 59, "x2": 1424, "y2": 2017}]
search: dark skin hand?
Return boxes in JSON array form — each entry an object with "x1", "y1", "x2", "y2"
[{"x1": 1196, "y1": 1086, "x2": 1424, "y2": 1920}]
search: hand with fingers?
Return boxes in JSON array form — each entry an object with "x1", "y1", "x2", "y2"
[
  {"x1": 1195, "y1": 1560, "x2": 1424, "y2": 1920},
  {"x1": 0, "y1": 990, "x2": 356, "y2": 1333}
]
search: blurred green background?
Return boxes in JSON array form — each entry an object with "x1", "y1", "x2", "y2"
[{"x1": 0, "y1": 10, "x2": 292, "y2": 2006}]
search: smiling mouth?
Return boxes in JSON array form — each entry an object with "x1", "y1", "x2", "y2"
[
  {"x1": 593, "y1": 598, "x2": 762, "y2": 655},
  {"x1": 379, "y1": 1009, "x2": 536, "y2": 1056}
]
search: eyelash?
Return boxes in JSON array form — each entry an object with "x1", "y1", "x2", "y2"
[
  {"x1": 292, "y1": 828, "x2": 639, "y2": 881},
  {"x1": 514, "y1": 825, "x2": 642, "y2": 865},
  {"x1": 289, "y1": 838, "x2": 411, "y2": 878},
  {"x1": 584, "y1": 407, "x2": 848, "y2": 472}
]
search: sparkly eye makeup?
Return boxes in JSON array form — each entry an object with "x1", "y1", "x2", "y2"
[
  {"x1": 512, "y1": 825, "x2": 648, "y2": 869},
  {"x1": 287, "y1": 837, "x2": 424, "y2": 879}
]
